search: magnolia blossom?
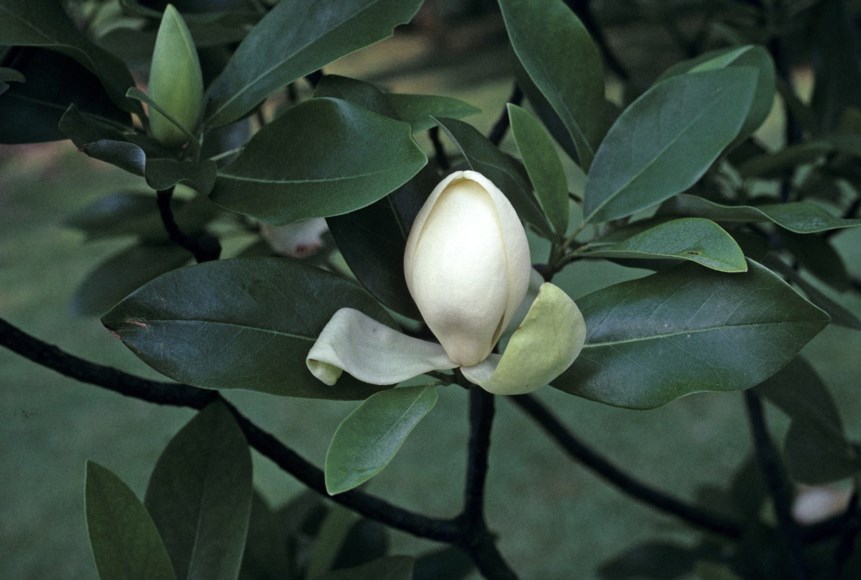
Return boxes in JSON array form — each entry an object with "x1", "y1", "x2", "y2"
[{"x1": 404, "y1": 170, "x2": 531, "y2": 366}]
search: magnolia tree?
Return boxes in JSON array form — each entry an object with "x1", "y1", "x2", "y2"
[{"x1": 2, "y1": 0, "x2": 861, "y2": 578}]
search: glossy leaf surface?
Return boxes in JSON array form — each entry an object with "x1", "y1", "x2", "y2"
[
  {"x1": 145, "y1": 402, "x2": 252, "y2": 580},
  {"x1": 508, "y1": 104, "x2": 569, "y2": 235},
  {"x1": 436, "y1": 117, "x2": 552, "y2": 235},
  {"x1": 205, "y1": 0, "x2": 424, "y2": 127},
  {"x1": 85, "y1": 462, "x2": 176, "y2": 580},
  {"x1": 387, "y1": 94, "x2": 480, "y2": 132},
  {"x1": 325, "y1": 386, "x2": 438, "y2": 494},
  {"x1": 584, "y1": 218, "x2": 748, "y2": 273},
  {"x1": 102, "y1": 258, "x2": 396, "y2": 399},
  {"x1": 660, "y1": 194, "x2": 861, "y2": 234},
  {"x1": 554, "y1": 261, "x2": 829, "y2": 409},
  {"x1": 211, "y1": 98, "x2": 426, "y2": 224},
  {"x1": 499, "y1": 0, "x2": 605, "y2": 168},
  {"x1": 584, "y1": 68, "x2": 757, "y2": 223}
]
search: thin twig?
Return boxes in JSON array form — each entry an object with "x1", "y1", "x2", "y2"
[
  {"x1": 156, "y1": 187, "x2": 221, "y2": 263},
  {"x1": 510, "y1": 393, "x2": 745, "y2": 538},
  {"x1": 744, "y1": 390, "x2": 808, "y2": 580},
  {"x1": 0, "y1": 317, "x2": 460, "y2": 543},
  {"x1": 487, "y1": 84, "x2": 523, "y2": 146}
]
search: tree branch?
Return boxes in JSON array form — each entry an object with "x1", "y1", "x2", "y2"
[
  {"x1": 0, "y1": 317, "x2": 460, "y2": 543},
  {"x1": 510, "y1": 393, "x2": 745, "y2": 538},
  {"x1": 744, "y1": 390, "x2": 808, "y2": 580},
  {"x1": 156, "y1": 187, "x2": 221, "y2": 263}
]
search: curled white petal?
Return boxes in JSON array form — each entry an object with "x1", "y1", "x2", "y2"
[{"x1": 306, "y1": 308, "x2": 457, "y2": 386}]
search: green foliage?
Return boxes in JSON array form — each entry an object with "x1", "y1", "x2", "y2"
[
  {"x1": 324, "y1": 386, "x2": 438, "y2": 494},
  {"x1": 4, "y1": 0, "x2": 861, "y2": 576}
]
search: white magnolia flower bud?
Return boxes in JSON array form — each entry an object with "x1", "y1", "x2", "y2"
[{"x1": 404, "y1": 170, "x2": 531, "y2": 366}]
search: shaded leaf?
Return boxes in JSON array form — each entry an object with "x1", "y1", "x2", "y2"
[
  {"x1": 102, "y1": 257, "x2": 396, "y2": 399},
  {"x1": 314, "y1": 75, "x2": 398, "y2": 117},
  {"x1": 205, "y1": 0, "x2": 425, "y2": 127},
  {"x1": 386, "y1": 93, "x2": 480, "y2": 132},
  {"x1": 0, "y1": 48, "x2": 130, "y2": 144},
  {"x1": 0, "y1": 0, "x2": 137, "y2": 112},
  {"x1": 327, "y1": 165, "x2": 437, "y2": 318},
  {"x1": 73, "y1": 243, "x2": 191, "y2": 317},
  {"x1": 85, "y1": 461, "x2": 177, "y2": 580},
  {"x1": 332, "y1": 519, "x2": 389, "y2": 571},
  {"x1": 553, "y1": 260, "x2": 829, "y2": 409},
  {"x1": 757, "y1": 358, "x2": 861, "y2": 484},
  {"x1": 211, "y1": 98, "x2": 427, "y2": 224},
  {"x1": 499, "y1": 0, "x2": 605, "y2": 168},
  {"x1": 325, "y1": 386, "x2": 438, "y2": 494},
  {"x1": 413, "y1": 547, "x2": 474, "y2": 580},
  {"x1": 659, "y1": 193, "x2": 861, "y2": 234},
  {"x1": 239, "y1": 491, "x2": 292, "y2": 580},
  {"x1": 811, "y1": 0, "x2": 861, "y2": 131},
  {"x1": 306, "y1": 505, "x2": 357, "y2": 578},
  {"x1": 65, "y1": 192, "x2": 170, "y2": 241},
  {"x1": 597, "y1": 541, "x2": 705, "y2": 579},
  {"x1": 584, "y1": 218, "x2": 748, "y2": 273},
  {"x1": 145, "y1": 402, "x2": 252, "y2": 580},
  {"x1": 435, "y1": 117, "x2": 552, "y2": 235},
  {"x1": 508, "y1": 104, "x2": 569, "y2": 235},
  {"x1": 584, "y1": 68, "x2": 757, "y2": 223}
]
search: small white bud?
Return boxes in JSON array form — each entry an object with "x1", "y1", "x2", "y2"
[{"x1": 404, "y1": 170, "x2": 531, "y2": 366}]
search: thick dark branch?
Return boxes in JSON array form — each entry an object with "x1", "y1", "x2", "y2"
[
  {"x1": 0, "y1": 317, "x2": 459, "y2": 543},
  {"x1": 487, "y1": 84, "x2": 523, "y2": 146},
  {"x1": 744, "y1": 390, "x2": 808, "y2": 580},
  {"x1": 156, "y1": 187, "x2": 221, "y2": 263},
  {"x1": 510, "y1": 394, "x2": 745, "y2": 538},
  {"x1": 462, "y1": 388, "x2": 495, "y2": 528}
]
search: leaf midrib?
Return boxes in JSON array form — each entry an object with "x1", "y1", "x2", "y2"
[{"x1": 125, "y1": 318, "x2": 312, "y2": 342}]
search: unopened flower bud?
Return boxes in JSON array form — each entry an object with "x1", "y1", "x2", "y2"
[
  {"x1": 404, "y1": 170, "x2": 531, "y2": 366},
  {"x1": 148, "y1": 5, "x2": 203, "y2": 146}
]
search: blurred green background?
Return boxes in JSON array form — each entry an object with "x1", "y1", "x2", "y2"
[{"x1": 3, "y1": 5, "x2": 861, "y2": 578}]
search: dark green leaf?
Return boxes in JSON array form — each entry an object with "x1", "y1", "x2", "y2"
[
  {"x1": 757, "y1": 358, "x2": 861, "y2": 483},
  {"x1": 314, "y1": 75, "x2": 398, "y2": 118},
  {"x1": 584, "y1": 68, "x2": 758, "y2": 223},
  {"x1": 239, "y1": 491, "x2": 292, "y2": 580},
  {"x1": 327, "y1": 165, "x2": 438, "y2": 318},
  {"x1": 516, "y1": 62, "x2": 579, "y2": 164},
  {"x1": 314, "y1": 556, "x2": 414, "y2": 580},
  {"x1": 435, "y1": 117, "x2": 552, "y2": 235},
  {"x1": 584, "y1": 218, "x2": 748, "y2": 273},
  {"x1": 325, "y1": 386, "x2": 438, "y2": 494},
  {"x1": 553, "y1": 260, "x2": 829, "y2": 409},
  {"x1": 73, "y1": 243, "x2": 191, "y2": 316},
  {"x1": 597, "y1": 541, "x2": 710, "y2": 580},
  {"x1": 306, "y1": 505, "x2": 357, "y2": 578},
  {"x1": 508, "y1": 104, "x2": 569, "y2": 235},
  {"x1": 0, "y1": 48, "x2": 130, "y2": 144},
  {"x1": 386, "y1": 94, "x2": 480, "y2": 132},
  {"x1": 660, "y1": 45, "x2": 776, "y2": 141},
  {"x1": 811, "y1": 0, "x2": 861, "y2": 131},
  {"x1": 211, "y1": 98, "x2": 427, "y2": 224},
  {"x1": 58, "y1": 105, "x2": 147, "y2": 175},
  {"x1": 145, "y1": 402, "x2": 252, "y2": 580},
  {"x1": 332, "y1": 519, "x2": 389, "y2": 571},
  {"x1": 205, "y1": 0, "x2": 425, "y2": 127},
  {"x1": 499, "y1": 0, "x2": 605, "y2": 168},
  {"x1": 0, "y1": 66, "x2": 24, "y2": 84},
  {"x1": 737, "y1": 141, "x2": 831, "y2": 178},
  {"x1": 0, "y1": 0, "x2": 137, "y2": 112},
  {"x1": 102, "y1": 257, "x2": 396, "y2": 399},
  {"x1": 778, "y1": 231, "x2": 850, "y2": 291},
  {"x1": 85, "y1": 461, "x2": 177, "y2": 580},
  {"x1": 659, "y1": 193, "x2": 861, "y2": 234},
  {"x1": 146, "y1": 159, "x2": 218, "y2": 195}
]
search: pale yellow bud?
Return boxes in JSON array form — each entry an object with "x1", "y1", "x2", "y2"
[{"x1": 404, "y1": 170, "x2": 531, "y2": 366}]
